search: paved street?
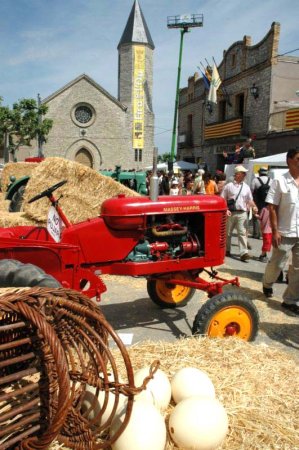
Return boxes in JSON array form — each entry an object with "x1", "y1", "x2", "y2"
[{"x1": 99, "y1": 234, "x2": 299, "y2": 361}]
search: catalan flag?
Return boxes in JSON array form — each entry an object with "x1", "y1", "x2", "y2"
[{"x1": 208, "y1": 63, "x2": 222, "y2": 104}]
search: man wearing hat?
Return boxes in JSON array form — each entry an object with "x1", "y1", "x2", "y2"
[{"x1": 221, "y1": 165, "x2": 258, "y2": 261}]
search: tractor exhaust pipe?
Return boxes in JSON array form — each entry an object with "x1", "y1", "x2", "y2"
[{"x1": 150, "y1": 147, "x2": 159, "y2": 201}]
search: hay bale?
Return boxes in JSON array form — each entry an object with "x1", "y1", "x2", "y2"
[
  {"x1": 0, "y1": 192, "x2": 9, "y2": 212},
  {"x1": 0, "y1": 211, "x2": 40, "y2": 227},
  {"x1": 0, "y1": 192, "x2": 40, "y2": 227},
  {"x1": 0, "y1": 192, "x2": 41, "y2": 226},
  {"x1": 1, "y1": 162, "x2": 39, "y2": 193},
  {"x1": 23, "y1": 157, "x2": 140, "y2": 224}
]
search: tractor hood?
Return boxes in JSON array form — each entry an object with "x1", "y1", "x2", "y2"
[{"x1": 101, "y1": 194, "x2": 226, "y2": 230}]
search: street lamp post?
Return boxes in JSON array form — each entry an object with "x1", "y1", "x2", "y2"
[{"x1": 167, "y1": 14, "x2": 203, "y2": 167}]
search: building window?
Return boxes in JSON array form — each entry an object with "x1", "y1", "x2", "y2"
[
  {"x1": 187, "y1": 114, "x2": 193, "y2": 133},
  {"x1": 231, "y1": 53, "x2": 236, "y2": 67},
  {"x1": 134, "y1": 149, "x2": 143, "y2": 162},
  {"x1": 71, "y1": 103, "x2": 95, "y2": 127},
  {"x1": 186, "y1": 114, "x2": 193, "y2": 146},
  {"x1": 75, "y1": 106, "x2": 92, "y2": 124},
  {"x1": 235, "y1": 93, "x2": 244, "y2": 117},
  {"x1": 219, "y1": 100, "x2": 226, "y2": 122}
]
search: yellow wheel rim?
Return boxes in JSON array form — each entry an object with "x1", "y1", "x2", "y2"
[
  {"x1": 207, "y1": 306, "x2": 253, "y2": 340},
  {"x1": 156, "y1": 274, "x2": 192, "y2": 305}
]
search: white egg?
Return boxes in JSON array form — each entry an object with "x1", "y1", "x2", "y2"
[
  {"x1": 111, "y1": 400, "x2": 167, "y2": 450},
  {"x1": 168, "y1": 396, "x2": 229, "y2": 450},
  {"x1": 134, "y1": 366, "x2": 171, "y2": 411},
  {"x1": 171, "y1": 367, "x2": 215, "y2": 404},
  {"x1": 134, "y1": 386, "x2": 155, "y2": 406},
  {"x1": 81, "y1": 374, "x2": 127, "y2": 427}
]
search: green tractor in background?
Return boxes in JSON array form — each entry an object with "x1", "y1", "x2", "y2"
[
  {"x1": 5, "y1": 164, "x2": 148, "y2": 212},
  {"x1": 100, "y1": 165, "x2": 148, "y2": 195},
  {"x1": 6, "y1": 175, "x2": 30, "y2": 212}
]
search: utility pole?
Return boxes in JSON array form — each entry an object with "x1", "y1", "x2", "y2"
[{"x1": 167, "y1": 14, "x2": 203, "y2": 169}]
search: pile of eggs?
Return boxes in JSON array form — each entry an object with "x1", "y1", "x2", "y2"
[{"x1": 81, "y1": 366, "x2": 229, "y2": 450}]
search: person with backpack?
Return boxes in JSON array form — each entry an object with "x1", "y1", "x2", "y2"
[
  {"x1": 251, "y1": 167, "x2": 271, "y2": 212},
  {"x1": 251, "y1": 167, "x2": 271, "y2": 238}
]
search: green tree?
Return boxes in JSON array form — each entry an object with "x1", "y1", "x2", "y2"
[
  {"x1": 158, "y1": 152, "x2": 172, "y2": 163},
  {"x1": 0, "y1": 97, "x2": 53, "y2": 161}
]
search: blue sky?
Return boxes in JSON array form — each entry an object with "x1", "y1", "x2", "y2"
[{"x1": 0, "y1": 0, "x2": 298, "y2": 153}]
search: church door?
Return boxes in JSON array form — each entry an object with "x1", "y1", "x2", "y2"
[{"x1": 75, "y1": 148, "x2": 93, "y2": 168}]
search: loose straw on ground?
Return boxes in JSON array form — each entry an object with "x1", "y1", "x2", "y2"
[{"x1": 47, "y1": 336, "x2": 298, "y2": 450}]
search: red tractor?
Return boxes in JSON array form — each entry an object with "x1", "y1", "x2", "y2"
[{"x1": 0, "y1": 180, "x2": 259, "y2": 340}]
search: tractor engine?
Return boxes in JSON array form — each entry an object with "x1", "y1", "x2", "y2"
[{"x1": 125, "y1": 214, "x2": 203, "y2": 262}]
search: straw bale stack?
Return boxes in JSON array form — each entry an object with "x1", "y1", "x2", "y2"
[
  {"x1": 48, "y1": 337, "x2": 298, "y2": 450},
  {"x1": 1, "y1": 162, "x2": 39, "y2": 193},
  {"x1": 23, "y1": 157, "x2": 140, "y2": 223},
  {"x1": 0, "y1": 192, "x2": 9, "y2": 212},
  {"x1": 0, "y1": 212, "x2": 41, "y2": 227},
  {"x1": 0, "y1": 192, "x2": 42, "y2": 226}
]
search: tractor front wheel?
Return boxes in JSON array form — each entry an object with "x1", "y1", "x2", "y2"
[
  {"x1": 147, "y1": 272, "x2": 195, "y2": 308},
  {"x1": 0, "y1": 259, "x2": 61, "y2": 288},
  {"x1": 192, "y1": 292, "x2": 259, "y2": 341}
]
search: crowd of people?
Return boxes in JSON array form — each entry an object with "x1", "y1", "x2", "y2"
[{"x1": 146, "y1": 168, "x2": 226, "y2": 197}]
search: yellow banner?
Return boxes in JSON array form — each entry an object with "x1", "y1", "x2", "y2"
[{"x1": 133, "y1": 46, "x2": 145, "y2": 149}]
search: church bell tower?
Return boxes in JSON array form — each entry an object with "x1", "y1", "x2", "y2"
[{"x1": 118, "y1": 0, "x2": 155, "y2": 167}]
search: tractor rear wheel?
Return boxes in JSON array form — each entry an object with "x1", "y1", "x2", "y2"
[
  {"x1": 147, "y1": 272, "x2": 195, "y2": 308},
  {"x1": 192, "y1": 292, "x2": 259, "y2": 341},
  {"x1": 0, "y1": 259, "x2": 61, "y2": 288},
  {"x1": 9, "y1": 184, "x2": 26, "y2": 212}
]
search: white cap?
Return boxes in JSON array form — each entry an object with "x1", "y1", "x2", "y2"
[
  {"x1": 234, "y1": 165, "x2": 248, "y2": 173},
  {"x1": 172, "y1": 180, "x2": 179, "y2": 185}
]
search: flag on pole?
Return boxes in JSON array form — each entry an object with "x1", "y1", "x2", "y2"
[
  {"x1": 205, "y1": 66, "x2": 212, "y2": 82},
  {"x1": 197, "y1": 67, "x2": 210, "y2": 90},
  {"x1": 208, "y1": 63, "x2": 222, "y2": 104}
]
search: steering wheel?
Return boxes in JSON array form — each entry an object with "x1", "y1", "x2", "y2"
[{"x1": 28, "y1": 180, "x2": 68, "y2": 204}]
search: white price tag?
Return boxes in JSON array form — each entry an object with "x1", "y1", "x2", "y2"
[{"x1": 47, "y1": 206, "x2": 62, "y2": 243}]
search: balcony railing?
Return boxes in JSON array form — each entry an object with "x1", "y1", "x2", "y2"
[
  {"x1": 269, "y1": 108, "x2": 299, "y2": 132},
  {"x1": 204, "y1": 117, "x2": 250, "y2": 140}
]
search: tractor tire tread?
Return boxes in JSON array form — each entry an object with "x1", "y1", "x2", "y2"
[
  {"x1": 147, "y1": 275, "x2": 195, "y2": 309},
  {"x1": 0, "y1": 259, "x2": 61, "y2": 288}
]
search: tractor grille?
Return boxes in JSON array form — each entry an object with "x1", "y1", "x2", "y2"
[{"x1": 220, "y1": 212, "x2": 226, "y2": 248}]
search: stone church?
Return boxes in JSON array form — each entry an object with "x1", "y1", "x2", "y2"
[{"x1": 25, "y1": 0, "x2": 155, "y2": 170}]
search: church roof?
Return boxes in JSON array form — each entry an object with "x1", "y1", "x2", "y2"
[
  {"x1": 42, "y1": 74, "x2": 127, "y2": 110},
  {"x1": 118, "y1": 0, "x2": 155, "y2": 50}
]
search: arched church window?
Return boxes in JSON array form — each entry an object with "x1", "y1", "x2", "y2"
[{"x1": 75, "y1": 148, "x2": 93, "y2": 168}]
